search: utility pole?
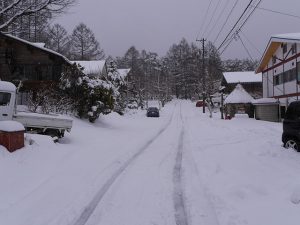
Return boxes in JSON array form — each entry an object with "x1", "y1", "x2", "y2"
[{"x1": 196, "y1": 38, "x2": 206, "y2": 113}]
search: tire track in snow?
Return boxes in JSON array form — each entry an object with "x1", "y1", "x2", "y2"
[
  {"x1": 173, "y1": 103, "x2": 189, "y2": 225},
  {"x1": 173, "y1": 128, "x2": 189, "y2": 225},
  {"x1": 72, "y1": 104, "x2": 177, "y2": 225}
]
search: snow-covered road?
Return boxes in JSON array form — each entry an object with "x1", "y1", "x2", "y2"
[{"x1": 1, "y1": 100, "x2": 300, "y2": 225}]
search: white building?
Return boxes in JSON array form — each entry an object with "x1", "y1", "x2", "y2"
[{"x1": 256, "y1": 33, "x2": 300, "y2": 106}]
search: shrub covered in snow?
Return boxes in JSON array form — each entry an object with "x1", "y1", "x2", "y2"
[{"x1": 60, "y1": 63, "x2": 114, "y2": 122}]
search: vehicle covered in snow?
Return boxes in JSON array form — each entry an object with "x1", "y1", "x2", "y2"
[{"x1": 0, "y1": 81, "x2": 72, "y2": 138}]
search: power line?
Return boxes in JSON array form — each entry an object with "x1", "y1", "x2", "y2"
[
  {"x1": 196, "y1": 0, "x2": 214, "y2": 39},
  {"x1": 206, "y1": 0, "x2": 231, "y2": 40},
  {"x1": 213, "y1": 0, "x2": 239, "y2": 44},
  {"x1": 218, "y1": 0, "x2": 262, "y2": 54},
  {"x1": 217, "y1": 0, "x2": 255, "y2": 51},
  {"x1": 237, "y1": 34, "x2": 254, "y2": 61},
  {"x1": 202, "y1": 0, "x2": 222, "y2": 38},
  {"x1": 240, "y1": 30, "x2": 262, "y2": 55},
  {"x1": 251, "y1": 5, "x2": 300, "y2": 20}
]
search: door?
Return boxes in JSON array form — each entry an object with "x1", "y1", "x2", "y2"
[{"x1": 0, "y1": 92, "x2": 13, "y2": 121}]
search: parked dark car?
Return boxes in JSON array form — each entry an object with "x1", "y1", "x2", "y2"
[
  {"x1": 147, "y1": 107, "x2": 160, "y2": 117},
  {"x1": 282, "y1": 101, "x2": 300, "y2": 151}
]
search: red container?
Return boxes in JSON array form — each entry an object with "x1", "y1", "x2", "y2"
[
  {"x1": 196, "y1": 100, "x2": 205, "y2": 107},
  {"x1": 0, "y1": 130, "x2": 25, "y2": 152}
]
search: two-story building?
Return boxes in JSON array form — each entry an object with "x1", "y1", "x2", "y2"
[
  {"x1": 256, "y1": 33, "x2": 300, "y2": 104},
  {"x1": 0, "y1": 32, "x2": 71, "y2": 88},
  {"x1": 255, "y1": 33, "x2": 300, "y2": 121}
]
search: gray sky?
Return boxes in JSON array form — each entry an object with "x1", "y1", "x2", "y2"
[{"x1": 56, "y1": 0, "x2": 300, "y2": 60}]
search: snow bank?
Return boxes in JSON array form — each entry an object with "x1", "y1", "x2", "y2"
[
  {"x1": 0, "y1": 121, "x2": 24, "y2": 132},
  {"x1": 224, "y1": 84, "x2": 254, "y2": 104}
]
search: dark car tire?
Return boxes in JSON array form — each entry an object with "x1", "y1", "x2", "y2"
[{"x1": 284, "y1": 138, "x2": 300, "y2": 152}]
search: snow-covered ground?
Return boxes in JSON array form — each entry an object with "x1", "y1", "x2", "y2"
[{"x1": 0, "y1": 100, "x2": 300, "y2": 225}]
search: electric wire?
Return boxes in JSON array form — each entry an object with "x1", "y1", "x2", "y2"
[
  {"x1": 252, "y1": 5, "x2": 300, "y2": 20},
  {"x1": 217, "y1": 0, "x2": 255, "y2": 51},
  {"x1": 206, "y1": 0, "x2": 231, "y2": 40},
  {"x1": 213, "y1": 0, "x2": 239, "y2": 44},
  {"x1": 238, "y1": 34, "x2": 254, "y2": 61},
  {"x1": 240, "y1": 30, "x2": 262, "y2": 55},
  {"x1": 196, "y1": 0, "x2": 214, "y2": 39},
  {"x1": 218, "y1": 0, "x2": 262, "y2": 54},
  {"x1": 202, "y1": 0, "x2": 222, "y2": 38}
]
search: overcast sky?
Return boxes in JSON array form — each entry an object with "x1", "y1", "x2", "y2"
[{"x1": 56, "y1": 0, "x2": 300, "y2": 60}]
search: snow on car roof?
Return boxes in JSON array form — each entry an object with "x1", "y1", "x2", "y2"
[
  {"x1": 0, "y1": 81, "x2": 16, "y2": 92},
  {"x1": 224, "y1": 84, "x2": 254, "y2": 104},
  {"x1": 71, "y1": 60, "x2": 106, "y2": 76},
  {"x1": 223, "y1": 71, "x2": 262, "y2": 84}
]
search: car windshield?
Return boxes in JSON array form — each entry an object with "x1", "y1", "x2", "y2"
[
  {"x1": 0, "y1": 92, "x2": 11, "y2": 106},
  {"x1": 148, "y1": 107, "x2": 158, "y2": 111}
]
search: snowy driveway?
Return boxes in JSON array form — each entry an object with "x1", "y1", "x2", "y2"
[{"x1": 1, "y1": 100, "x2": 300, "y2": 225}]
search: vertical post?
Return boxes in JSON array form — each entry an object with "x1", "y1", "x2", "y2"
[
  {"x1": 202, "y1": 38, "x2": 206, "y2": 113},
  {"x1": 221, "y1": 92, "x2": 224, "y2": 119},
  {"x1": 197, "y1": 38, "x2": 206, "y2": 113}
]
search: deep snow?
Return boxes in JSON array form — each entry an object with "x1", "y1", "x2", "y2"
[{"x1": 0, "y1": 100, "x2": 300, "y2": 225}]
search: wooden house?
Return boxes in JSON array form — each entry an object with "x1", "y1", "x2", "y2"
[
  {"x1": 0, "y1": 32, "x2": 71, "y2": 92},
  {"x1": 221, "y1": 71, "x2": 262, "y2": 99}
]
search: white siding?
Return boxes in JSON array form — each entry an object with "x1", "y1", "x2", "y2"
[{"x1": 263, "y1": 72, "x2": 268, "y2": 98}]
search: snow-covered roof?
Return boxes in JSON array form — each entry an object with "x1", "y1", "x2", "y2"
[
  {"x1": 257, "y1": 32, "x2": 300, "y2": 73},
  {"x1": 117, "y1": 69, "x2": 131, "y2": 79},
  {"x1": 223, "y1": 71, "x2": 262, "y2": 84},
  {"x1": 0, "y1": 81, "x2": 16, "y2": 92},
  {"x1": 0, "y1": 121, "x2": 25, "y2": 132},
  {"x1": 271, "y1": 33, "x2": 300, "y2": 43},
  {"x1": 251, "y1": 98, "x2": 279, "y2": 105},
  {"x1": 1, "y1": 33, "x2": 70, "y2": 64},
  {"x1": 224, "y1": 84, "x2": 254, "y2": 104},
  {"x1": 71, "y1": 60, "x2": 106, "y2": 76},
  {"x1": 32, "y1": 42, "x2": 46, "y2": 48}
]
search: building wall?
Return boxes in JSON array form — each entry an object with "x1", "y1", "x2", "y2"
[
  {"x1": 0, "y1": 35, "x2": 66, "y2": 85},
  {"x1": 262, "y1": 42, "x2": 300, "y2": 107}
]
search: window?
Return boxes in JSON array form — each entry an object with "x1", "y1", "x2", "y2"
[
  {"x1": 283, "y1": 43, "x2": 287, "y2": 54},
  {"x1": 0, "y1": 92, "x2": 11, "y2": 106},
  {"x1": 297, "y1": 61, "x2": 300, "y2": 82},
  {"x1": 289, "y1": 68, "x2": 297, "y2": 81},
  {"x1": 283, "y1": 71, "x2": 289, "y2": 83},
  {"x1": 274, "y1": 74, "x2": 283, "y2": 85},
  {"x1": 292, "y1": 43, "x2": 297, "y2": 54},
  {"x1": 272, "y1": 56, "x2": 277, "y2": 64}
]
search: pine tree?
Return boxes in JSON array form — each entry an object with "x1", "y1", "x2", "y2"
[{"x1": 70, "y1": 23, "x2": 105, "y2": 60}]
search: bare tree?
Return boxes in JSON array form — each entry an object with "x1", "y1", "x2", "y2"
[
  {"x1": 70, "y1": 23, "x2": 105, "y2": 60},
  {"x1": 0, "y1": 0, "x2": 76, "y2": 32},
  {"x1": 46, "y1": 23, "x2": 70, "y2": 55}
]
